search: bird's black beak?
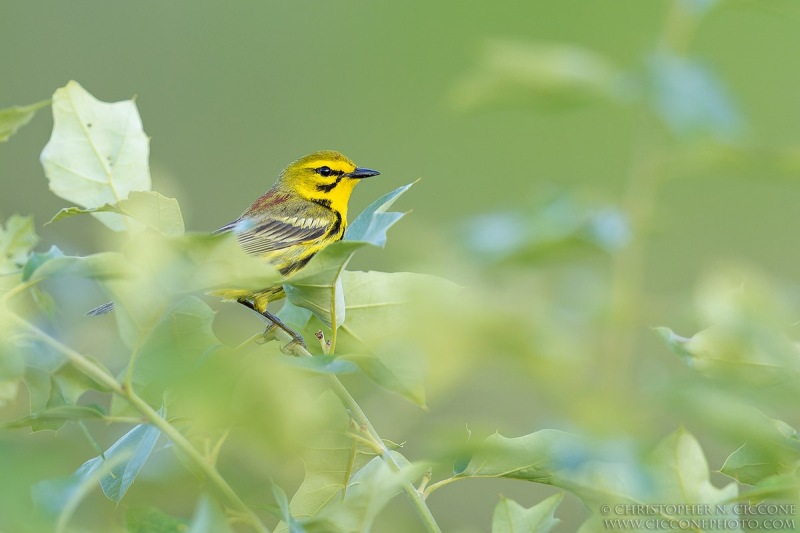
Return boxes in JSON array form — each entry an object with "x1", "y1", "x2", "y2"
[{"x1": 347, "y1": 167, "x2": 380, "y2": 179}]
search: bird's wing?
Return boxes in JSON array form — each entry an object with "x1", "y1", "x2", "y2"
[{"x1": 215, "y1": 212, "x2": 332, "y2": 256}]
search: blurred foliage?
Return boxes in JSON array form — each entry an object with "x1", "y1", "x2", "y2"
[{"x1": 3, "y1": 1, "x2": 800, "y2": 532}]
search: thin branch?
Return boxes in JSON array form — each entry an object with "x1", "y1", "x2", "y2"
[
  {"x1": 273, "y1": 331, "x2": 443, "y2": 533},
  {"x1": 8, "y1": 313, "x2": 269, "y2": 533}
]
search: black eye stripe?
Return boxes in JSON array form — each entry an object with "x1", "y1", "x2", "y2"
[{"x1": 316, "y1": 174, "x2": 345, "y2": 192}]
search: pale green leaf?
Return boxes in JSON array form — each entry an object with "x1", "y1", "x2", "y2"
[
  {"x1": 680, "y1": 0, "x2": 719, "y2": 17},
  {"x1": 0, "y1": 99, "x2": 48, "y2": 142},
  {"x1": 273, "y1": 484, "x2": 308, "y2": 533},
  {"x1": 104, "y1": 232, "x2": 278, "y2": 350},
  {"x1": 575, "y1": 517, "x2": 605, "y2": 533},
  {"x1": 116, "y1": 296, "x2": 223, "y2": 411},
  {"x1": 687, "y1": 270, "x2": 800, "y2": 388},
  {"x1": 0, "y1": 348, "x2": 24, "y2": 407},
  {"x1": 32, "y1": 449, "x2": 131, "y2": 527},
  {"x1": 33, "y1": 411, "x2": 162, "y2": 508},
  {"x1": 452, "y1": 40, "x2": 626, "y2": 112},
  {"x1": 653, "y1": 327, "x2": 693, "y2": 363},
  {"x1": 344, "y1": 181, "x2": 414, "y2": 245},
  {"x1": 720, "y1": 418, "x2": 800, "y2": 485},
  {"x1": 740, "y1": 473, "x2": 800, "y2": 501},
  {"x1": 21, "y1": 245, "x2": 64, "y2": 281},
  {"x1": 334, "y1": 271, "x2": 459, "y2": 407},
  {"x1": 126, "y1": 507, "x2": 189, "y2": 533},
  {"x1": 460, "y1": 430, "x2": 579, "y2": 483},
  {"x1": 492, "y1": 493, "x2": 563, "y2": 533},
  {"x1": 340, "y1": 352, "x2": 426, "y2": 409},
  {"x1": 645, "y1": 428, "x2": 740, "y2": 527},
  {"x1": 28, "y1": 251, "x2": 133, "y2": 283},
  {"x1": 649, "y1": 52, "x2": 742, "y2": 142},
  {"x1": 188, "y1": 495, "x2": 234, "y2": 533},
  {"x1": 283, "y1": 242, "x2": 360, "y2": 330},
  {"x1": 457, "y1": 430, "x2": 639, "y2": 515},
  {"x1": 309, "y1": 452, "x2": 420, "y2": 533},
  {"x1": 40, "y1": 81, "x2": 151, "y2": 231},
  {"x1": 2, "y1": 404, "x2": 104, "y2": 429},
  {"x1": 19, "y1": 342, "x2": 111, "y2": 431},
  {"x1": 98, "y1": 408, "x2": 164, "y2": 502},
  {"x1": 48, "y1": 191, "x2": 184, "y2": 236},
  {"x1": 279, "y1": 355, "x2": 360, "y2": 375},
  {"x1": 275, "y1": 391, "x2": 374, "y2": 532},
  {"x1": 0, "y1": 214, "x2": 38, "y2": 274}
]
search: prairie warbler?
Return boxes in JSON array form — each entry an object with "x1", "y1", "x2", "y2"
[
  {"x1": 90, "y1": 150, "x2": 378, "y2": 349},
  {"x1": 214, "y1": 150, "x2": 379, "y2": 347}
]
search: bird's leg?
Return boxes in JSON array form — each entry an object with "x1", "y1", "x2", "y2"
[{"x1": 236, "y1": 299, "x2": 307, "y2": 352}]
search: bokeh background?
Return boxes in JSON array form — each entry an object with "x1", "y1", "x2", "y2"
[{"x1": 4, "y1": 1, "x2": 800, "y2": 532}]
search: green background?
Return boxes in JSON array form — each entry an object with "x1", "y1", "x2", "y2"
[{"x1": 3, "y1": 1, "x2": 800, "y2": 531}]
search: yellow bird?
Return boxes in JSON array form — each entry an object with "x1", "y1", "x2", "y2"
[{"x1": 214, "y1": 150, "x2": 379, "y2": 347}]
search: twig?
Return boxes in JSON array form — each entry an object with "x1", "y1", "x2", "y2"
[
  {"x1": 8, "y1": 313, "x2": 269, "y2": 533},
  {"x1": 273, "y1": 331, "x2": 443, "y2": 533}
]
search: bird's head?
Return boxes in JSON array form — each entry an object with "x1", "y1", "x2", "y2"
[{"x1": 279, "y1": 150, "x2": 379, "y2": 212}]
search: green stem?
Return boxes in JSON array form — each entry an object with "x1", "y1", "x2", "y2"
[
  {"x1": 602, "y1": 0, "x2": 698, "y2": 388},
  {"x1": 328, "y1": 374, "x2": 442, "y2": 532},
  {"x1": 602, "y1": 116, "x2": 662, "y2": 386},
  {"x1": 422, "y1": 476, "x2": 461, "y2": 498},
  {"x1": 9, "y1": 314, "x2": 269, "y2": 533}
]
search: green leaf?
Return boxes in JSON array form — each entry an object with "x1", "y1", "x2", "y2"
[
  {"x1": 21, "y1": 245, "x2": 64, "y2": 281},
  {"x1": 40, "y1": 81, "x2": 152, "y2": 232},
  {"x1": 187, "y1": 495, "x2": 234, "y2": 533},
  {"x1": 48, "y1": 191, "x2": 185, "y2": 236},
  {"x1": 32, "y1": 446, "x2": 132, "y2": 527},
  {"x1": 279, "y1": 355, "x2": 360, "y2": 375},
  {"x1": 126, "y1": 507, "x2": 189, "y2": 533},
  {"x1": 99, "y1": 409, "x2": 164, "y2": 502},
  {"x1": 645, "y1": 428, "x2": 739, "y2": 521},
  {"x1": 687, "y1": 270, "x2": 800, "y2": 387},
  {"x1": 460, "y1": 430, "x2": 580, "y2": 483},
  {"x1": 283, "y1": 242, "x2": 360, "y2": 330},
  {"x1": 96, "y1": 231, "x2": 277, "y2": 349},
  {"x1": 283, "y1": 182, "x2": 414, "y2": 330},
  {"x1": 344, "y1": 181, "x2": 414, "y2": 245},
  {"x1": 740, "y1": 473, "x2": 800, "y2": 501},
  {"x1": 309, "y1": 452, "x2": 420, "y2": 533},
  {"x1": 19, "y1": 343, "x2": 111, "y2": 431},
  {"x1": 653, "y1": 327, "x2": 693, "y2": 364},
  {"x1": 334, "y1": 271, "x2": 459, "y2": 407},
  {"x1": 284, "y1": 270, "x2": 459, "y2": 406},
  {"x1": 33, "y1": 410, "x2": 163, "y2": 510},
  {"x1": 649, "y1": 52, "x2": 742, "y2": 142},
  {"x1": 118, "y1": 296, "x2": 223, "y2": 411},
  {"x1": 452, "y1": 40, "x2": 626, "y2": 112},
  {"x1": 341, "y1": 352, "x2": 426, "y2": 409},
  {"x1": 456, "y1": 430, "x2": 634, "y2": 514},
  {"x1": 28, "y1": 251, "x2": 133, "y2": 283},
  {"x1": 0, "y1": 214, "x2": 38, "y2": 274},
  {"x1": 680, "y1": 0, "x2": 719, "y2": 17},
  {"x1": 0, "y1": 348, "x2": 24, "y2": 407},
  {"x1": 2, "y1": 404, "x2": 104, "y2": 429},
  {"x1": 275, "y1": 391, "x2": 375, "y2": 532},
  {"x1": 720, "y1": 418, "x2": 800, "y2": 485},
  {"x1": 273, "y1": 484, "x2": 308, "y2": 533},
  {"x1": 0, "y1": 99, "x2": 49, "y2": 142},
  {"x1": 492, "y1": 493, "x2": 563, "y2": 533}
]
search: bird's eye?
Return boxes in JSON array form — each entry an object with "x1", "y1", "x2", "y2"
[{"x1": 317, "y1": 166, "x2": 332, "y2": 177}]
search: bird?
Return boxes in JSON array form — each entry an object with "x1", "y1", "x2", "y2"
[
  {"x1": 89, "y1": 150, "x2": 379, "y2": 350},
  {"x1": 213, "y1": 150, "x2": 379, "y2": 348}
]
